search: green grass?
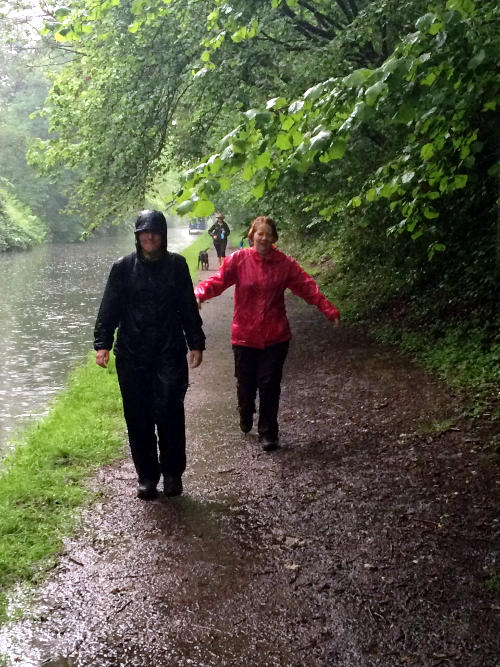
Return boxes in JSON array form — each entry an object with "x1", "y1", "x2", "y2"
[
  {"x1": 0, "y1": 356, "x2": 124, "y2": 621},
  {"x1": 0, "y1": 238, "x2": 204, "y2": 623}
]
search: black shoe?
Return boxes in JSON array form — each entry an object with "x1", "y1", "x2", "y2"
[
  {"x1": 164, "y1": 475, "x2": 183, "y2": 497},
  {"x1": 260, "y1": 438, "x2": 278, "y2": 452},
  {"x1": 137, "y1": 483, "x2": 158, "y2": 500},
  {"x1": 239, "y1": 413, "x2": 253, "y2": 433}
]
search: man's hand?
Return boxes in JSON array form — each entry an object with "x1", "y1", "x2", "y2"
[
  {"x1": 96, "y1": 349, "x2": 110, "y2": 368},
  {"x1": 188, "y1": 349, "x2": 203, "y2": 368}
]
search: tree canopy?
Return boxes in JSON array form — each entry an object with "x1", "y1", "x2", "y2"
[{"x1": 15, "y1": 0, "x2": 499, "y2": 337}]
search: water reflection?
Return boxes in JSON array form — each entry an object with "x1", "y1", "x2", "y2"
[{"x1": 0, "y1": 227, "x2": 193, "y2": 453}]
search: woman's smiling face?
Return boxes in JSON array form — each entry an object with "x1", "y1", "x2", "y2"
[{"x1": 253, "y1": 222, "x2": 275, "y2": 256}]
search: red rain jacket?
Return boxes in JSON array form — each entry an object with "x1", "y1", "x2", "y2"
[{"x1": 194, "y1": 247, "x2": 340, "y2": 349}]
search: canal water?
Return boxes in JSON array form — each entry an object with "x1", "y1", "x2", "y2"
[{"x1": 0, "y1": 226, "x2": 193, "y2": 454}]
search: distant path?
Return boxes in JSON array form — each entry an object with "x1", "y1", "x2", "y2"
[{"x1": 1, "y1": 245, "x2": 498, "y2": 666}]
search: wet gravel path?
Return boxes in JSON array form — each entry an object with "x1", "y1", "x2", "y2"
[{"x1": 1, "y1": 247, "x2": 498, "y2": 666}]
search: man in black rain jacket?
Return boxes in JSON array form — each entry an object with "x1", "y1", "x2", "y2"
[{"x1": 94, "y1": 210, "x2": 205, "y2": 500}]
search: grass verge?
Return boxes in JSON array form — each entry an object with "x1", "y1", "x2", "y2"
[
  {"x1": 0, "y1": 356, "x2": 124, "y2": 622},
  {"x1": 0, "y1": 236, "x2": 206, "y2": 623}
]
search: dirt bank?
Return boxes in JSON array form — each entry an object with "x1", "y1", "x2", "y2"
[{"x1": 1, "y1": 246, "x2": 498, "y2": 666}]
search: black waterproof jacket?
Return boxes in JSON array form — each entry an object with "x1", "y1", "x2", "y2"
[
  {"x1": 94, "y1": 251, "x2": 205, "y2": 362},
  {"x1": 208, "y1": 221, "x2": 230, "y2": 242}
]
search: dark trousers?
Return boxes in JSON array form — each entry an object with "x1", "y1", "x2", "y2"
[
  {"x1": 233, "y1": 341, "x2": 289, "y2": 441},
  {"x1": 115, "y1": 355, "x2": 188, "y2": 485},
  {"x1": 213, "y1": 239, "x2": 228, "y2": 257}
]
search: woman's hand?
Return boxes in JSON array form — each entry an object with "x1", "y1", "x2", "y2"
[
  {"x1": 196, "y1": 297, "x2": 202, "y2": 310},
  {"x1": 332, "y1": 316, "x2": 340, "y2": 328},
  {"x1": 96, "y1": 349, "x2": 110, "y2": 367}
]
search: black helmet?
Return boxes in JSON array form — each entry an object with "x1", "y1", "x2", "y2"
[{"x1": 135, "y1": 209, "x2": 167, "y2": 236}]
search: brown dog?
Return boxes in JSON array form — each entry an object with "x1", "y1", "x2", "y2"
[{"x1": 197, "y1": 249, "x2": 209, "y2": 271}]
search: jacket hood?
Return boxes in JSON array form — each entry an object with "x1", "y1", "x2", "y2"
[{"x1": 134, "y1": 210, "x2": 168, "y2": 257}]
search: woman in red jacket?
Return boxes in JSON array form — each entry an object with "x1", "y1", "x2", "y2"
[{"x1": 195, "y1": 215, "x2": 340, "y2": 451}]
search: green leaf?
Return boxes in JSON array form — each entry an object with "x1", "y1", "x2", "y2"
[
  {"x1": 393, "y1": 104, "x2": 416, "y2": 124},
  {"x1": 193, "y1": 200, "x2": 215, "y2": 217},
  {"x1": 176, "y1": 199, "x2": 194, "y2": 215},
  {"x1": 421, "y1": 72, "x2": 437, "y2": 86},
  {"x1": 201, "y1": 179, "x2": 220, "y2": 196},
  {"x1": 266, "y1": 97, "x2": 287, "y2": 110},
  {"x1": 401, "y1": 171, "x2": 415, "y2": 184},
  {"x1": 252, "y1": 181, "x2": 265, "y2": 199},
  {"x1": 429, "y1": 22, "x2": 444, "y2": 35},
  {"x1": 304, "y1": 83, "x2": 324, "y2": 101},
  {"x1": 365, "y1": 81, "x2": 387, "y2": 106},
  {"x1": 342, "y1": 69, "x2": 373, "y2": 88},
  {"x1": 423, "y1": 206, "x2": 439, "y2": 219},
  {"x1": 415, "y1": 13, "x2": 436, "y2": 32},
  {"x1": 428, "y1": 242, "x2": 446, "y2": 258},
  {"x1": 54, "y1": 7, "x2": 71, "y2": 20},
  {"x1": 276, "y1": 133, "x2": 292, "y2": 150},
  {"x1": 281, "y1": 117, "x2": 295, "y2": 131},
  {"x1": 453, "y1": 174, "x2": 468, "y2": 189},
  {"x1": 291, "y1": 130, "x2": 303, "y2": 147},
  {"x1": 366, "y1": 188, "x2": 377, "y2": 202},
  {"x1": 255, "y1": 151, "x2": 271, "y2": 169},
  {"x1": 350, "y1": 196, "x2": 362, "y2": 208},
  {"x1": 242, "y1": 163, "x2": 255, "y2": 181},
  {"x1": 329, "y1": 138, "x2": 347, "y2": 160},
  {"x1": 446, "y1": 0, "x2": 475, "y2": 19},
  {"x1": 288, "y1": 100, "x2": 304, "y2": 114},
  {"x1": 421, "y1": 143, "x2": 434, "y2": 160},
  {"x1": 309, "y1": 130, "x2": 331, "y2": 151},
  {"x1": 220, "y1": 127, "x2": 241, "y2": 148},
  {"x1": 231, "y1": 27, "x2": 248, "y2": 43},
  {"x1": 351, "y1": 102, "x2": 374, "y2": 122}
]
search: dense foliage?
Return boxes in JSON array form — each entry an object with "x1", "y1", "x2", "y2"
[
  {"x1": 15, "y1": 0, "x2": 500, "y2": 394},
  {"x1": 0, "y1": 188, "x2": 47, "y2": 250},
  {"x1": 0, "y1": 5, "x2": 84, "y2": 241}
]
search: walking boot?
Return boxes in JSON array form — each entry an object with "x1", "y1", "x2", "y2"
[
  {"x1": 137, "y1": 483, "x2": 158, "y2": 500},
  {"x1": 164, "y1": 475, "x2": 183, "y2": 497},
  {"x1": 239, "y1": 412, "x2": 253, "y2": 433},
  {"x1": 259, "y1": 437, "x2": 278, "y2": 452}
]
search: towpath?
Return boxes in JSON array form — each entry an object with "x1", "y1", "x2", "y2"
[{"x1": 1, "y1": 246, "x2": 498, "y2": 666}]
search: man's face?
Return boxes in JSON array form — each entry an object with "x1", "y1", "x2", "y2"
[{"x1": 138, "y1": 231, "x2": 162, "y2": 256}]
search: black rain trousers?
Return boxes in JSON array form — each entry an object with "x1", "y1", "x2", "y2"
[
  {"x1": 233, "y1": 341, "x2": 289, "y2": 442},
  {"x1": 116, "y1": 354, "x2": 189, "y2": 485}
]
